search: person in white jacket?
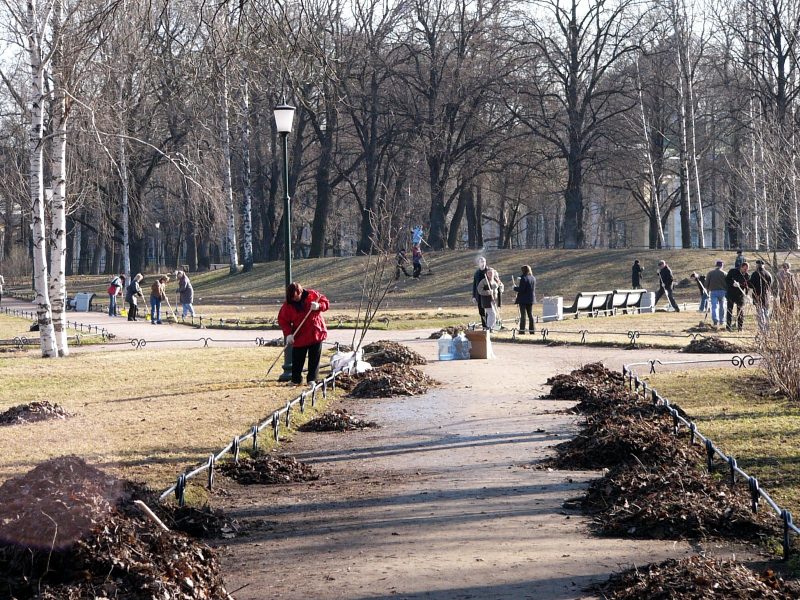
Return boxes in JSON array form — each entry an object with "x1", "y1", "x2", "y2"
[{"x1": 476, "y1": 267, "x2": 504, "y2": 330}]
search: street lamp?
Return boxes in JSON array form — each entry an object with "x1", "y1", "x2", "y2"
[
  {"x1": 274, "y1": 101, "x2": 296, "y2": 381},
  {"x1": 154, "y1": 222, "x2": 160, "y2": 271}
]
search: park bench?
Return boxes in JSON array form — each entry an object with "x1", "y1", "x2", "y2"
[
  {"x1": 613, "y1": 289, "x2": 647, "y2": 314},
  {"x1": 209, "y1": 263, "x2": 228, "y2": 271},
  {"x1": 563, "y1": 291, "x2": 613, "y2": 317}
]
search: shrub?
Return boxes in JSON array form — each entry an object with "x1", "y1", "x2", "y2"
[{"x1": 757, "y1": 293, "x2": 800, "y2": 402}]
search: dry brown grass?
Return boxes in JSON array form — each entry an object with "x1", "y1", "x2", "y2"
[{"x1": 0, "y1": 346, "x2": 332, "y2": 490}]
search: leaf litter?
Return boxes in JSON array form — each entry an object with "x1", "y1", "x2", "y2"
[
  {"x1": 299, "y1": 408, "x2": 378, "y2": 432},
  {"x1": 217, "y1": 453, "x2": 318, "y2": 485},
  {"x1": 0, "y1": 455, "x2": 232, "y2": 599}
]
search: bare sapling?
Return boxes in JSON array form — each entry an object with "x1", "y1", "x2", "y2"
[{"x1": 757, "y1": 281, "x2": 800, "y2": 402}]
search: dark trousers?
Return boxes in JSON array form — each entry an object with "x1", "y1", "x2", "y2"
[
  {"x1": 518, "y1": 303, "x2": 534, "y2": 333},
  {"x1": 654, "y1": 286, "x2": 679, "y2": 310},
  {"x1": 127, "y1": 301, "x2": 138, "y2": 321},
  {"x1": 477, "y1": 302, "x2": 487, "y2": 328},
  {"x1": 726, "y1": 297, "x2": 745, "y2": 330},
  {"x1": 413, "y1": 262, "x2": 422, "y2": 278},
  {"x1": 292, "y1": 342, "x2": 323, "y2": 384}
]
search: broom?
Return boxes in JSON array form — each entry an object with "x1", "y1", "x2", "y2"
[{"x1": 266, "y1": 308, "x2": 314, "y2": 376}]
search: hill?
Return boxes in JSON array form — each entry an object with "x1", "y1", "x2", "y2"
[{"x1": 32, "y1": 248, "x2": 794, "y2": 309}]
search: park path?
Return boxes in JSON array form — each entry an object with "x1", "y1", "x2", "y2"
[{"x1": 213, "y1": 340, "x2": 745, "y2": 600}]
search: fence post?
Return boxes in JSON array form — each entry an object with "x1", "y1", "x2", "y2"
[
  {"x1": 251, "y1": 425, "x2": 259, "y2": 452},
  {"x1": 175, "y1": 473, "x2": 186, "y2": 507},
  {"x1": 728, "y1": 456, "x2": 737, "y2": 486},
  {"x1": 748, "y1": 476, "x2": 760, "y2": 513},
  {"x1": 705, "y1": 438, "x2": 715, "y2": 470},
  {"x1": 207, "y1": 454, "x2": 215, "y2": 489},
  {"x1": 272, "y1": 412, "x2": 280, "y2": 441},
  {"x1": 232, "y1": 436, "x2": 240, "y2": 463},
  {"x1": 782, "y1": 510, "x2": 793, "y2": 560}
]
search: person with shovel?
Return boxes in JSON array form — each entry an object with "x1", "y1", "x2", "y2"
[
  {"x1": 149, "y1": 275, "x2": 169, "y2": 324},
  {"x1": 277, "y1": 282, "x2": 329, "y2": 385}
]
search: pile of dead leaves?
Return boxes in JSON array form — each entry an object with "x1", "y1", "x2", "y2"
[
  {"x1": 299, "y1": 408, "x2": 378, "y2": 432},
  {"x1": 348, "y1": 363, "x2": 437, "y2": 398},
  {"x1": 684, "y1": 336, "x2": 748, "y2": 354},
  {"x1": 0, "y1": 400, "x2": 72, "y2": 425},
  {"x1": 217, "y1": 453, "x2": 318, "y2": 485},
  {"x1": 362, "y1": 340, "x2": 427, "y2": 366},
  {"x1": 544, "y1": 362, "x2": 776, "y2": 543},
  {"x1": 0, "y1": 456, "x2": 232, "y2": 600},
  {"x1": 686, "y1": 322, "x2": 718, "y2": 333},
  {"x1": 595, "y1": 556, "x2": 800, "y2": 599},
  {"x1": 332, "y1": 372, "x2": 359, "y2": 391}
]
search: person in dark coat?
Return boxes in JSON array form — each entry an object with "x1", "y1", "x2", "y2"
[
  {"x1": 512, "y1": 265, "x2": 536, "y2": 334},
  {"x1": 394, "y1": 249, "x2": 411, "y2": 280},
  {"x1": 749, "y1": 260, "x2": 773, "y2": 329},
  {"x1": 277, "y1": 282, "x2": 329, "y2": 384},
  {"x1": 725, "y1": 261, "x2": 750, "y2": 331},
  {"x1": 654, "y1": 260, "x2": 680, "y2": 311},
  {"x1": 631, "y1": 260, "x2": 643, "y2": 289},
  {"x1": 734, "y1": 250, "x2": 746, "y2": 270},
  {"x1": 125, "y1": 273, "x2": 144, "y2": 321},
  {"x1": 412, "y1": 245, "x2": 423, "y2": 278}
]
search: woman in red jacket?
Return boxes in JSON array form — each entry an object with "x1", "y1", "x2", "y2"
[{"x1": 277, "y1": 282, "x2": 330, "y2": 384}]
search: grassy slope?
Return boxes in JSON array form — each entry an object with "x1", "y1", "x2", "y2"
[{"x1": 13, "y1": 248, "x2": 798, "y2": 309}]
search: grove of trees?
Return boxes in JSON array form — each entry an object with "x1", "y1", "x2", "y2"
[{"x1": 1, "y1": 0, "x2": 800, "y2": 354}]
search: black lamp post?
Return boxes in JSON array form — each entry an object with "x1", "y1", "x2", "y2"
[{"x1": 274, "y1": 101, "x2": 296, "y2": 381}]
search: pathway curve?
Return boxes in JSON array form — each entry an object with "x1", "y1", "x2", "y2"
[{"x1": 214, "y1": 340, "x2": 747, "y2": 600}]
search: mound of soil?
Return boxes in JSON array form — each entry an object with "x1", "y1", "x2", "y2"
[
  {"x1": 684, "y1": 336, "x2": 748, "y2": 353},
  {"x1": 0, "y1": 400, "x2": 72, "y2": 425},
  {"x1": 348, "y1": 363, "x2": 437, "y2": 398},
  {"x1": 299, "y1": 408, "x2": 378, "y2": 432},
  {"x1": 217, "y1": 454, "x2": 318, "y2": 485},
  {"x1": 544, "y1": 362, "x2": 630, "y2": 413},
  {"x1": 595, "y1": 556, "x2": 799, "y2": 599},
  {"x1": 0, "y1": 456, "x2": 231, "y2": 599},
  {"x1": 362, "y1": 340, "x2": 427, "y2": 366}
]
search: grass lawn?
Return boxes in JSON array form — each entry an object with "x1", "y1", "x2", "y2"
[
  {"x1": 645, "y1": 368, "x2": 800, "y2": 517},
  {"x1": 0, "y1": 345, "x2": 336, "y2": 492}
]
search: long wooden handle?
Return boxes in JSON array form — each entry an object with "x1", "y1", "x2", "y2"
[{"x1": 266, "y1": 308, "x2": 314, "y2": 375}]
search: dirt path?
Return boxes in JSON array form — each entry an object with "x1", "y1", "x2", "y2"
[{"x1": 213, "y1": 340, "x2": 748, "y2": 600}]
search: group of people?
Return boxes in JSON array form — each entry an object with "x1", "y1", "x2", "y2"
[
  {"x1": 394, "y1": 245, "x2": 425, "y2": 280},
  {"x1": 471, "y1": 256, "x2": 536, "y2": 333},
  {"x1": 635, "y1": 251, "x2": 797, "y2": 331},
  {"x1": 107, "y1": 270, "x2": 195, "y2": 323}
]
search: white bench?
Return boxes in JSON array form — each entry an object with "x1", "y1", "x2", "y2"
[{"x1": 68, "y1": 292, "x2": 95, "y2": 311}]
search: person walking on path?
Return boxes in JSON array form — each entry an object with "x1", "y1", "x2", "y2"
[
  {"x1": 107, "y1": 274, "x2": 126, "y2": 316},
  {"x1": 149, "y1": 275, "x2": 169, "y2": 324},
  {"x1": 278, "y1": 282, "x2": 329, "y2": 385},
  {"x1": 689, "y1": 272, "x2": 708, "y2": 312},
  {"x1": 0, "y1": 273, "x2": 5, "y2": 305},
  {"x1": 654, "y1": 260, "x2": 680, "y2": 311},
  {"x1": 477, "y1": 267, "x2": 504, "y2": 330},
  {"x1": 734, "y1": 249, "x2": 746, "y2": 270},
  {"x1": 631, "y1": 259, "x2": 643, "y2": 289},
  {"x1": 706, "y1": 260, "x2": 727, "y2": 326},
  {"x1": 725, "y1": 261, "x2": 750, "y2": 331},
  {"x1": 412, "y1": 244, "x2": 423, "y2": 278},
  {"x1": 512, "y1": 265, "x2": 536, "y2": 334},
  {"x1": 750, "y1": 260, "x2": 773, "y2": 329},
  {"x1": 394, "y1": 249, "x2": 412, "y2": 280},
  {"x1": 175, "y1": 270, "x2": 195, "y2": 318},
  {"x1": 125, "y1": 274, "x2": 145, "y2": 321}
]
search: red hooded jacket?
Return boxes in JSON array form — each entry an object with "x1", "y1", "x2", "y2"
[{"x1": 277, "y1": 289, "x2": 329, "y2": 348}]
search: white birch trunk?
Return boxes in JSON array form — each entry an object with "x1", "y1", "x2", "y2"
[
  {"x1": 751, "y1": 102, "x2": 759, "y2": 248},
  {"x1": 240, "y1": 74, "x2": 254, "y2": 272},
  {"x1": 48, "y1": 0, "x2": 68, "y2": 356},
  {"x1": 759, "y1": 127, "x2": 770, "y2": 249},
  {"x1": 220, "y1": 70, "x2": 238, "y2": 273},
  {"x1": 26, "y1": 0, "x2": 57, "y2": 358}
]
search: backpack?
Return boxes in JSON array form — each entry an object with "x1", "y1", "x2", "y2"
[{"x1": 107, "y1": 277, "x2": 120, "y2": 296}]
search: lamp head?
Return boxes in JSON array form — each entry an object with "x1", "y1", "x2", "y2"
[{"x1": 274, "y1": 103, "x2": 296, "y2": 134}]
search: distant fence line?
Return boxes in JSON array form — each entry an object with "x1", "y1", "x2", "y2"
[{"x1": 623, "y1": 354, "x2": 798, "y2": 559}]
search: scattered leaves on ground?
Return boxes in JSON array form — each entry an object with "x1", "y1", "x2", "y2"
[
  {"x1": 217, "y1": 453, "x2": 318, "y2": 485},
  {"x1": 299, "y1": 408, "x2": 378, "y2": 432}
]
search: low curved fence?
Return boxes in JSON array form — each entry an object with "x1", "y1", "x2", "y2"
[
  {"x1": 0, "y1": 305, "x2": 111, "y2": 343},
  {"x1": 623, "y1": 354, "x2": 798, "y2": 559},
  {"x1": 158, "y1": 362, "x2": 350, "y2": 506}
]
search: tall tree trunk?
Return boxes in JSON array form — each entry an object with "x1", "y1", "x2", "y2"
[
  {"x1": 427, "y1": 157, "x2": 447, "y2": 249},
  {"x1": 48, "y1": 0, "x2": 68, "y2": 356},
  {"x1": 239, "y1": 76, "x2": 254, "y2": 272},
  {"x1": 309, "y1": 126, "x2": 335, "y2": 258},
  {"x1": 563, "y1": 149, "x2": 584, "y2": 248},
  {"x1": 26, "y1": 0, "x2": 57, "y2": 357},
  {"x1": 448, "y1": 184, "x2": 469, "y2": 249},
  {"x1": 219, "y1": 71, "x2": 238, "y2": 274},
  {"x1": 119, "y1": 114, "x2": 131, "y2": 278}
]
